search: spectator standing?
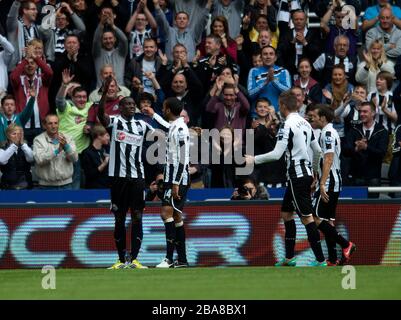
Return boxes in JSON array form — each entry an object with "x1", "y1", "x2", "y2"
[
  {"x1": 277, "y1": 9, "x2": 322, "y2": 77},
  {"x1": 320, "y1": 2, "x2": 359, "y2": 58},
  {"x1": 247, "y1": 45, "x2": 291, "y2": 112},
  {"x1": 0, "y1": 92, "x2": 35, "y2": 144},
  {"x1": 0, "y1": 34, "x2": 14, "y2": 95},
  {"x1": 33, "y1": 114, "x2": 78, "y2": 189},
  {"x1": 81, "y1": 124, "x2": 111, "y2": 189},
  {"x1": 212, "y1": 0, "x2": 245, "y2": 39},
  {"x1": 294, "y1": 58, "x2": 322, "y2": 105},
  {"x1": 56, "y1": 70, "x2": 93, "y2": 189},
  {"x1": 0, "y1": 124, "x2": 34, "y2": 190},
  {"x1": 206, "y1": 82, "x2": 250, "y2": 131},
  {"x1": 356, "y1": 39, "x2": 395, "y2": 92},
  {"x1": 90, "y1": 64, "x2": 131, "y2": 103},
  {"x1": 7, "y1": 0, "x2": 41, "y2": 69},
  {"x1": 39, "y1": 1, "x2": 86, "y2": 63},
  {"x1": 313, "y1": 35, "x2": 357, "y2": 86},
  {"x1": 362, "y1": 0, "x2": 401, "y2": 32},
  {"x1": 10, "y1": 46, "x2": 53, "y2": 146},
  {"x1": 153, "y1": 0, "x2": 211, "y2": 62},
  {"x1": 125, "y1": 0, "x2": 157, "y2": 60},
  {"x1": 343, "y1": 101, "x2": 389, "y2": 194},
  {"x1": 251, "y1": 97, "x2": 286, "y2": 188},
  {"x1": 365, "y1": 7, "x2": 401, "y2": 62},
  {"x1": 92, "y1": 5, "x2": 128, "y2": 87}
]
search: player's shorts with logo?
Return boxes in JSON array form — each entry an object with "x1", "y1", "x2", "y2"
[
  {"x1": 110, "y1": 177, "x2": 145, "y2": 213},
  {"x1": 162, "y1": 183, "x2": 189, "y2": 213},
  {"x1": 281, "y1": 176, "x2": 314, "y2": 217},
  {"x1": 312, "y1": 189, "x2": 340, "y2": 221}
]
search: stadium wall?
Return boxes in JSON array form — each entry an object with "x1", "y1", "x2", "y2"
[{"x1": 0, "y1": 201, "x2": 400, "y2": 268}]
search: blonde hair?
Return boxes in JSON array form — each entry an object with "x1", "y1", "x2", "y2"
[
  {"x1": 27, "y1": 38, "x2": 43, "y2": 48},
  {"x1": 6, "y1": 123, "x2": 23, "y2": 140},
  {"x1": 368, "y1": 39, "x2": 387, "y2": 70}
]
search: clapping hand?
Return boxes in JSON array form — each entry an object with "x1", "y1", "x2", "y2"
[
  {"x1": 322, "y1": 89, "x2": 333, "y2": 101},
  {"x1": 158, "y1": 49, "x2": 168, "y2": 66}
]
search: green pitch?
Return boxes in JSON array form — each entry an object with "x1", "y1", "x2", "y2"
[{"x1": 0, "y1": 266, "x2": 400, "y2": 300}]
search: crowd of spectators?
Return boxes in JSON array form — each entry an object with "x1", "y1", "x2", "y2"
[{"x1": 0, "y1": 0, "x2": 400, "y2": 194}]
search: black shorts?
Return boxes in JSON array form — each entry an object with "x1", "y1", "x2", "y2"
[
  {"x1": 161, "y1": 183, "x2": 189, "y2": 213},
  {"x1": 281, "y1": 176, "x2": 314, "y2": 217},
  {"x1": 312, "y1": 190, "x2": 339, "y2": 221},
  {"x1": 110, "y1": 177, "x2": 145, "y2": 213}
]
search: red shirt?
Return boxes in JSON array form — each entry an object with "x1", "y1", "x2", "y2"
[{"x1": 86, "y1": 97, "x2": 122, "y2": 124}]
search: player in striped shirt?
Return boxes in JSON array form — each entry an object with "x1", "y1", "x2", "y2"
[
  {"x1": 143, "y1": 97, "x2": 190, "y2": 268},
  {"x1": 246, "y1": 90, "x2": 328, "y2": 266},
  {"x1": 98, "y1": 77, "x2": 153, "y2": 269},
  {"x1": 309, "y1": 104, "x2": 356, "y2": 266}
]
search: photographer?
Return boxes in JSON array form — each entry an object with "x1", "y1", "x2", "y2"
[
  {"x1": 146, "y1": 171, "x2": 164, "y2": 201},
  {"x1": 231, "y1": 177, "x2": 269, "y2": 200}
]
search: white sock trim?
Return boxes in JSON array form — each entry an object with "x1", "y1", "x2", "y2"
[
  {"x1": 165, "y1": 217, "x2": 174, "y2": 223},
  {"x1": 175, "y1": 221, "x2": 184, "y2": 227}
]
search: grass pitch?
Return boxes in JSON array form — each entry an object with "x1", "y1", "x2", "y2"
[{"x1": 0, "y1": 266, "x2": 400, "y2": 300}]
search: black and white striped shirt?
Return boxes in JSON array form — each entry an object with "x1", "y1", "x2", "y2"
[
  {"x1": 153, "y1": 113, "x2": 190, "y2": 186},
  {"x1": 107, "y1": 115, "x2": 153, "y2": 179},
  {"x1": 255, "y1": 112, "x2": 321, "y2": 180},
  {"x1": 318, "y1": 123, "x2": 342, "y2": 192},
  {"x1": 368, "y1": 91, "x2": 396, "y2": 134}
]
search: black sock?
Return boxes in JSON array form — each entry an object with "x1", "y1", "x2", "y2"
[
  {"x1": 325, "y1": 237, "x2": 337, "y2": 263},
  {"x1": 165, "y1": 221, "x2": 176, "y2": 261},
  {"x1": 114, "y1": 215, "x2": 126, "y2": 262},
  {"x1": 175, "y1": 224, "x2": 187, "y2": 263},
  {"x1": 284, "y1": 220, "x2": 296, "y2": 259},
  {"x1": 130, "y1": 221, "x2": 143, "y2": 260},
  {"x1": 305, "y1": 222, "x2": 325, "y2": 262},
  {"x1": 318, "y1": 220, "x2": 349, "y2": 249}
]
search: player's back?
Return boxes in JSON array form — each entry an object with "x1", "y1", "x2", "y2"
[
  {"x1": 164, "y1": 117, "x2": 190, "y2": 185},
  {"x1": 282, "y1": 112, "x2": 315, "y2": 179}
]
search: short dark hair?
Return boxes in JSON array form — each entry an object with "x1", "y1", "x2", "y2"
[
  {"x1": 206, "y1": 34, "x2": 222, "y2": 47},
  {"x1": 91, "y1": 124, "x2": 108, "y2": 140},
  {"x1": 175, "y1": 11, "x2": 189, "y2": 19},
  {"x1": 261, "y1": 45, "x2": 276, "y2": 54},
  {"x1": 64, "y1": 33, "x2": 80, "y2": 43},
  {"x1": 297, "y1": 57, "x2": 312, "y2": 68},
  {"x1": 354, "y1": 84, "x2": 367, "y2": 93},
  {"x1": 255, "y1": 97, "x2": 271, "y2": 106},
  {"x1": 164, "y1": 97, "x2": 183, "y2": 116},
  {"x1": 279, "y1": 90, "x2": 298, "y2": 112},
  {"x1": 120, "y1": 96, "x2": 136, "y2": 107},
  {"x1": 311, "y1": 104, "x2": 335, "y2": 123},
  {"x1": 44, "y1": 113, "x2": 58, "y2": 124},
  {"x1": 139, "y1": 92, "x2": 154, "y2": 103},
  {"x1": 1, "y1": 94, "x2": 15, "y2": 106},
  {"x1": 222, "y1": 83, "x2": 236, "y2": 92},
  {"x1": 72, "y1": 86, "x2": 86, "y2": 97},
  {"x1": 143, "y1": 37, "x2": 157, "y2": 47},
  {"x1": 360, "y1": 100, "x2": 376, "y2": 113}
]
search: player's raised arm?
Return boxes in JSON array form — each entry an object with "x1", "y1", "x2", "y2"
[{"x1": 143, "y1": 105, "x2": 171, "y2": 131}]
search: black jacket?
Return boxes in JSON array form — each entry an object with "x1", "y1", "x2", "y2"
[
  {"x1": 277, "y1": 28, "x2": 322, "y2": 76},
  {"x1": 343, "y1": 122, "x2": 389, "y2": 180},
  {"x1": 81, "y1": 145, "x2": 111, "y2": 189},
  {"x1": 0, "y1": 144, "x2": 32, "y2": 189},
  {"x1": 254, "y1": 124, "x2": 287, "y2": 185}
]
